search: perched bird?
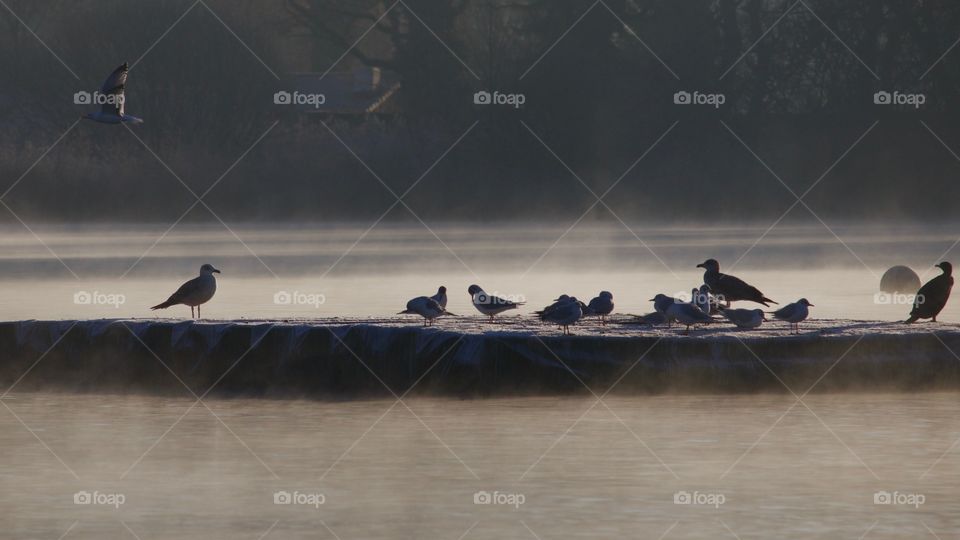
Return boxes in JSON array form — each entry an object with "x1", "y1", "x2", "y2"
[
  {"x1": 666, "y1": 302, "x2": 714, "y2": 333},
  {"x1": 150, "y1": 264, "x2": 220, "y2": 319},
  {"x1": 697, "y1": 259, "x2": 776, "y2": 307},
  {"x1": 630, "y1": 312, "x2": 669, "y2": 325},
  {"x1": 585, "y1": 291, "x2": 614, "y2": 325},
  {"x1": 81, "y1": 63, "x2": 143, "y2": 124},
  {"x1": 430, "y1": 286, "x2": 448, "y2": 308},
  {"x1": 719, "y1": 307, "x2": 765, "y2": 329},
  {"x1": 537, "y1": 296, "x2": 583, "y2": 335},
  {"x1": 905, "y1": 262, "x2": 953, "y2": 323},
  {"x1": 650, "y1": 294, "x2": 681, "y2": 315},
  {"x1": 771, "y1": 298, "x2": 814, "y2": 334},
  {"x1": 468, "y1": 284, "x2": 524, "y2": 321},
  {"x1": 692, "y1": 284, "x2": 717, "y2": 315},
  {"x1": 399, "y1": 294, "x2": 454, "y2": 326}
]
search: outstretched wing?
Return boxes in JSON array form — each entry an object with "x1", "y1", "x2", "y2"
[{"x1": 99, "y1": 63, "x2": 128, "y2": 116}]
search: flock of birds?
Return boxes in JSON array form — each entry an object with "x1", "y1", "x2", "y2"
[
  {"x1": 148, "y1": 258, "x2": 954, "y2": 334},
  {"x1": 84, "y1": 64, "x2": 954, "y2": 335}
]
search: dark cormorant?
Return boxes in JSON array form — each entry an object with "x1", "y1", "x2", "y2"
[{"x1": 905, "y1": 262, "x2": 953, "y2": 323}]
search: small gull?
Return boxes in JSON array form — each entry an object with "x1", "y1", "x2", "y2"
[
  {"x1": 771, "y1": 298, "x2": 814, "y2": 334},
  {"x1": 585, "y1": 291, "x2": 614, "y2": 325},
  {"x1": 468, "y1": 284, "x2": 524, "y2": 321},
  {"x1": 697, "y1": 259, "x2": 776, "y2": 307},
  {"x1": 665, "y1": 302, "x2": 714, "y2": 334},
  {"x1": 81, "y1": 62, "x2": 143, "y2": 125},
  {"x1": 150, "y1": 263, "x2": 220, "y2": 319},
  {"x1": 430, "y1": 286, "x2": 448, "y2": 308},
  {"x1": 905, "y1": 262, "x2": 953, "y2": 323},
  {"x1": 399, "y1": 292, "x2": 454, "y2": 326},
  {"x1": 719, "y1": 307, "x2": 766, "y2": 329},
  {"x1": 536, "y1": 295, "x2": 583, "y2": 335}
]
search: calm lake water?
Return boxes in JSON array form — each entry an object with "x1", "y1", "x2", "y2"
[
  {"x1": 0, "y1": 223, "x2": 957, "y2": 321},
  {"x1": 2, "y1": 393, "x2": 958, "y2": 539},
  {"x1": 1, "y1": 223, "x2": 959, "y2": 538}
]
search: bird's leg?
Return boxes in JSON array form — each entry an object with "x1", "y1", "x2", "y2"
[
  {"x1": 191, "y1": 306, "x2": 195, "y2": 319},
  {"x1": 197, "y1": 305, "x2": 201, "y2": 320},
  {"x1": 933, "y1": 316, "x2": 938, "y2": 322}
]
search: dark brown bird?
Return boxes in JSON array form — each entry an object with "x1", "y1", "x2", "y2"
[
  {"x1": 905, "y1": 262, "x2": 953, "y2": 323},
  {"x1": 697, "y1": 259, "x2": 777, "y2": 307}
]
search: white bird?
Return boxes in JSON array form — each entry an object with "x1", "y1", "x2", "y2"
[
  {"x1": 430, "y1": 286, "x2": 447, "y2": 308},
  {"x1": 666, "y1": 302, "x2": 713, "y2": 333},
  {"x1": 693, "y1": 284, "x2": 718, "y2": 315},
  {"x1": 771, "y1": 298, "x2": 814, "y2": 334},
  {"x1": 399, "y1": 294, "x2": 454, "y2": 326},
  {"x1": 720, "y1": 307, "x2": 765, "y2": 329},
  {"x1": 536, "y1": 296, "x2": 583, "y2": 335},
  {"x1": 650, "y1": 294, "x2": 681, "y2": 315},
  {"x1": 468, "y1": 284, "x2": 523, "y2": 321},
  {"x1": 81, "y1": 63, "x2": 143, "y2": 125},
  {"x1": 585, "y1": 291, "x2": 614, "y2": 325},
  {"x1": 150, "y1": 264, "x2": 220, "y2": 319}
]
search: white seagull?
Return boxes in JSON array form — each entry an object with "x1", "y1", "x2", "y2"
[
  {"x1": 151, "y1": 264, "x2": 220, "y2": 319},
  {"x1": 536, "y1": 296, "x2": 583, "y2": 335},
  {"x1": 585, "y1": 291, "x2": 614, "y2": 325},
  {"x1": 666, "y1": 302, "x2": 714, "y2": 334},
  {"x1": 82, "y1": 62, "x2": 143, "y2": 125},
  {"x1": 467, "y1": 284, "x2": 524, "y2": 321},
  {"x1": 720, "y1": 307, "x2": 766, "y2": 329},
  {"x1": 399, "y1": 293, "x2": 454, "y2": 326},
  {"x1": 430, "y1": 286, "x2": 447, "y2": 308},
  {"x1": 771, "y1": 298, "x2": 814, "y2": 334}
]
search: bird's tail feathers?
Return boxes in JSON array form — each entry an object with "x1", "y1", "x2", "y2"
[
  {"x1": 761, "y1": 297, "x2": 778, "y2": 305},
  {"x1": 398, "y1": 309, "x2": 413, "y2": 315},
  {"x1": 150, "y1": 301, "x2": 173, "y2": 310},
  {"x1": 904, "y1": 315, "x2": 919, "y2": 324}
]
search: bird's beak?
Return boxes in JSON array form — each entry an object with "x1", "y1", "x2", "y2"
[
  {"x1": 648, "y1": 298, "x2": 656, "y2": 301},
  {"x1": 807, "y1": 303, "x2": 814, "y2": 307},
  {"x1": 213, "y1": 268, "x2": 221, "y2": 274},
  {"x1": 696, "y1": 263, "x2": 705, "y2": 269}
]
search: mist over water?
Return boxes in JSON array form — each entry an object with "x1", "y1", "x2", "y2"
[{"x1": 0, "y1": 222, "x2": 956, "y2": 321}]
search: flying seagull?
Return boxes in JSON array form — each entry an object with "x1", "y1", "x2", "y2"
[
  {"x1": 585, "y1": 291, "x2": 614, "y2": 325},
  {"x1": 771, "y1": 298, "x2": 814, "y2": 334},
  {"x1": 82, "y1": 62, "x2": 143, "y2": 124},
  {"x1": 399, "y1": 293, "x2": 454, "y2": 326},
  {"x1": 697, "y1": 259, "x2": 776, "y2": 307},
  {"x1": 150, "y1": 264, "x2": 220, "y2": 319},
  {"x1": 467, "y1": 284, "x2": 523, "y2": 321},
  {"x1": 905, "y1": 262, "x2": 953, "y2": 323}
]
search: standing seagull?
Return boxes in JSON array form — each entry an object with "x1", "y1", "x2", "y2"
[
  {"x1": 536, "y1": 296, "x2": 583, "y2": 335},
  {"x1": 697, "y1": 259, "x2": 776, "y2": 307},
  {"x1": 665, "y1": 302, "x2": 714, "y2": 334},
  {"x1": 771, "y1": 298, "x2": 814, "y2": 334},
  {"x1": 399, "y1": 294, "x2": 454, "y2": 326},
  {"x1": 430, "y1": 286, "x2": 447, "y2": 309},
  {"x1": 150, "y1": 264, "x2": 220, "y2": 319},
  {"x1": 905, "y1": 262, "x2": 953, "y2": 323},
  {"x1": 81, "y1": 63, "x2": 143, "y2": 125},
  {"x1": 467, "y1": 285, "x2": 524, "y2": 321},
  {"x1": 585, "y1": 291, "x2": 614, "y2": 325}
]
